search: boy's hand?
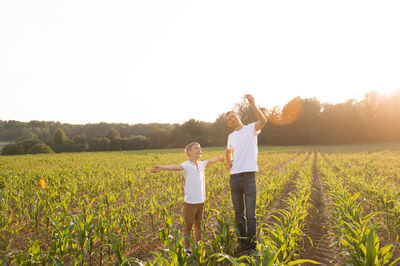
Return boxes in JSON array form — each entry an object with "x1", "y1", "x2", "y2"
[
  {"x1": 206, "y1": 156, "x2": 225, "y2": 166},
  {"x1": 151, "y1": 165, "x2": 162, "y2": 173}
]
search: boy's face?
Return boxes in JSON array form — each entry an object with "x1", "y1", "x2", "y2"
[
  {"x1": 225, "y1": 112, "x2": 241, "y2": 128},
  {"x1": 187, "y1": 144, "x2": 202, "y2": 159}
]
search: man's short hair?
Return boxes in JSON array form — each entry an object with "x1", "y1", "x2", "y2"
[
  {"x1": 184, "y1": 142, "x2": 200, "y2": 154},
  {"x1": 225, "y1": 111, "x2": 236, "y2": 118}
]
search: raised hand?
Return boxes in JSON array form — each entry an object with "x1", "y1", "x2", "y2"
[{"x1": 244, "y1": 94, "x2": 255, "y2": 106}]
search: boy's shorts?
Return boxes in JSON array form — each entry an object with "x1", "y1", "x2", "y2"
[{"x1": 183, "y1": 202, "x2": 204, "y2": 225}]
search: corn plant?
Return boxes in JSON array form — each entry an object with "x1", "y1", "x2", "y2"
[
  {"x1": 208, "y1": 208, "x2": 236, "y2": 255},
  {"x1": 318, "y1": 156, "x2": 400, "y2": 265},
  {"x1": 1, "y1": 146, "x2": 399, "y2": 264}
]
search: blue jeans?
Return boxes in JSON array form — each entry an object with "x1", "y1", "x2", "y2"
[{"x1": 229, "y1": 172, "x2": 257, "y2": 248}]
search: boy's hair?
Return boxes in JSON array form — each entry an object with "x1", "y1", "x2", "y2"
[{"x1": 184, "y1": 142, "x2": 200, "y2": 154}]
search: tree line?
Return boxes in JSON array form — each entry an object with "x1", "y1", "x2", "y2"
[{"x1": 1, "y1": 90, "x2": 400, "y2": 155}]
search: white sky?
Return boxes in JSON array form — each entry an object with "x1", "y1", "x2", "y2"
[{"x1": 1, "y1": 0, "x2": 399, "y2": 125}]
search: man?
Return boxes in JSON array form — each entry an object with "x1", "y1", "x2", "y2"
[{"x1": 225, "y1": 94, "x2": 267, "y2": 254}]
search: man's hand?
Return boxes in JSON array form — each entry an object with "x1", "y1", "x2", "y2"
[
  {"x1": 244, "y1": 93, "x2": 266, "y2": 131},
  {"x1": 244, "y1": 94, "x2": 255, "y2": 106}
]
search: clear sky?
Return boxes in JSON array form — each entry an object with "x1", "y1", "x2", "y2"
[{"x1": 1, "y1": 0, "x2": 399, "y2": 125}]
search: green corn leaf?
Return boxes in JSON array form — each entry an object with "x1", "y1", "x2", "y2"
[
  {"x1": 389, "y1": 257, "x2": 400, "y2": 266},
  {"x1": 288, "y1": 259, "x2": 320, "y2": 265},
  {"x1": 379, "y1": 244, "x2": 393, "y2": 257},
  {"x1": 366, "y1": 229, "x2": 377, "y2": 265}
]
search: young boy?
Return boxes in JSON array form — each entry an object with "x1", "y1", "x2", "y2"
[{"x1": 151, "y1": 142, "x2": 224, "y2": 254}]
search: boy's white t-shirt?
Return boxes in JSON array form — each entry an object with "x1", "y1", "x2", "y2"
[
  {"x1": 180, "y1": 160, "x2": 208, "y2": 204},
  {"x1": 227, "y1": 122, "x2": 261, "y2": 175}
]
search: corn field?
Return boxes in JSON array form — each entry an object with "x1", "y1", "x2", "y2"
[{"x1": 1, "y1": 144, "x2": 400, "y2": 265}]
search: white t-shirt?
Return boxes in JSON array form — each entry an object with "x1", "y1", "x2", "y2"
[
  {"x1": 227, "y1": 122, "x2": 261, "y2": 175},
  {"x1": 180, "y1": 160, "x2": 208, "y2": 204}
]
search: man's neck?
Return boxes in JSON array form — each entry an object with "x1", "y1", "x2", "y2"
[{"x1": 234, "y1": 124, "x2": 244, "y2": 131}]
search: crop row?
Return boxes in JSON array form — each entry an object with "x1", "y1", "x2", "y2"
[
  {"x1": 1, "y1": 145, "x2": 400, "y2": 265},
  {"x1": 0, "y1": 148, "x2": 309, "y2": 264},
  {"x1": 318, "y1": 155, "x2": 400, "y2": 265}
]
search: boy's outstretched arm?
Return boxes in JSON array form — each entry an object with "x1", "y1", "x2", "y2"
[
  {"x1": 151, "y1": 165, "x2": 183, "y2": 173},
  {"x1": 206, "y1": 155, "x2": 225, "y2": 166}
]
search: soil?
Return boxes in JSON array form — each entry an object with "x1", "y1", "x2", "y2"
[
  {"x1": 298, "y1": 152, "x2": 340, "y2": 265},
  {"x1": 263, "y1": 152, "x2": 309, "y2": 225}
]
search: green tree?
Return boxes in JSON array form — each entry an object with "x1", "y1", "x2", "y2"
[
  {"x1": 168, "y1": 119, "x2": 213, "y2": 148},
  {"x1": 107, "y1": 128, "x2": 121, "y2": 151},
  {"x1": 149, "y1": 126, "x2": 168, "y2": 149},
  {"x1": 27, "y1": 143, "x2": 54, "y2": 154},
  {"x1": 121, "y1": 135, "x2": 149, "y2": 150},
  {"x1": 88, "y1": 137, "x2": 111, "y2": 151},
  {"x1": 53, "y1": 128, "x2": 67, "y2": 144},
  {"x1": 73, "y1": 134, "x2": 87, "y2": 152},
  {"x1": 60, "y1": 140, "x2": 76, "y2": 152},
  {"x1": 291, "y1": 97, "x2": 321, "y2": 145},
  {"x1": 1, "y1": 143, "x2": 25, "y2": 155},
  {"x1": 210, "y1": 114, "x2": 231, "y2": 146},
  {"x1": 20, "y1": 139, "x2": 41, "y2": 152},
  {"x1": 73, "y1": 134, "x2": 87, "y2": 146},
  {"x1": 107, "y1": 128, "x2": 120, "y2": 140},
  {"x1": 18, "y1": 128, "x2": 38, "y2": 141}
]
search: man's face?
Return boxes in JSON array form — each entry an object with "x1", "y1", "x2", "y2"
[{"x1": 225, "y1": 112, "x2": 241, "y2": 128}]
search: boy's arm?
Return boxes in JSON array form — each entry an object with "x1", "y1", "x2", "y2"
[
  {"x1": 226, "y1": 148, "x2": 233, "y2": 169},
  {"x1": 151, "y1": 165, "x2": 183, "y2": 173},
  {"x1": 206, "y1": 156, "x2": 225, "y2": 166},
  {"x1": 245, "y1": 94, "x2": 267, "y2": 131}
]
